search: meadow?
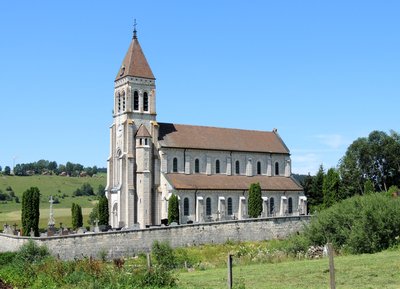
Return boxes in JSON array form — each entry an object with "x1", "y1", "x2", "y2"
[
  {"x1": 0, "y1": 174, "x2": 106, "y2": 229},
  {"x1": 0, "y1": 239, "x2": 399, "y2": 289},
  {"x1": 177, "y1": 247, "x2": 400, "y2": 288}
]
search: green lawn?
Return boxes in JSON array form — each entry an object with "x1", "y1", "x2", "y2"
[
  {"x1": 177, "y1": 248, "x2": 400, "y2": 289},
  {"x1": 0, "y1": 174, "x2": 106, "y2": 228}
]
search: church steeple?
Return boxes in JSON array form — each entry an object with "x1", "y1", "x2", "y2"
[{"x1": 115, "y1": 23, "x2": 155, "y2": 81}]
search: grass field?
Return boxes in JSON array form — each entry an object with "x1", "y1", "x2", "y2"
[
  {"x1": 0, "y1": 174, "x2": 106, "y2": 228},
  {"x1": 177, "y1": 247, "x2": 400, "y2": 289}
]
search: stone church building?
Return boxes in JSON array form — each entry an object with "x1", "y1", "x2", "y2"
[{"x1": 106, "y1": 29, "x2": 307, "y2": 229}]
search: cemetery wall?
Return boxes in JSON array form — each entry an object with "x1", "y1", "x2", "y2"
[{"x1": 0, "y1": 216, "x2": 310, "y2": 260}]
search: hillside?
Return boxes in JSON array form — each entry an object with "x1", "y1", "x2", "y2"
[{"x1": 0, "y1": 174, "x2": 106, "y2": 229}]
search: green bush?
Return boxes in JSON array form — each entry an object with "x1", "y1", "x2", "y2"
[
  {"x1": 299, "y1": 193, "x2": 400, "y2": 254},
  {"x1": 0, "y1": 252, "x2": 16, "y2": 266},
  {"x1": 141, "y1": 266, "x2": 176, "y2": 287},
  {"x1": 152, "y1": 240, "x2": 177, "y2": 270},
  {"x1": 16, "y1": 239, "x2": 50, "y2": 264}
]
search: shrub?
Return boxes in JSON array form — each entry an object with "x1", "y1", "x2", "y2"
[
  {"x1": 152, "y1": 240, "x2": 176, "y2": 270},
  {"x1": 300, "y1": 193, "x2": 400, "y2": 254},
  {"x1": 0, "y1": 252, "x2": 17, "y2": 266},
  {"x1": 16, "y1": 240, "x2": 50, "y2": 264},
  {"x1": 141, "y1": 266, "x2": 176, "y2": 287}
]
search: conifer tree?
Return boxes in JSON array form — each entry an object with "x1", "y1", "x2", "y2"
[
  {"x1": 248, "y1": 183, "x2": 262, "y2": 218},
  {"x1": 98, "y1": 195, "x2": 109, "y2": 226},
  {"x1": 71, "y1": 203, "x2": 83, "y2": 229},
  {"x1": 21, "y1": 187, "x2": 40, "y2": 236},
  {"x1": 168, "y1": 194, "x2": 179, "y2": 224}
]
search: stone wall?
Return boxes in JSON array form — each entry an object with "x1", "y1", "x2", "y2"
[{"x1": 0, "y1": 216, "x2": 310, "y2": 260}]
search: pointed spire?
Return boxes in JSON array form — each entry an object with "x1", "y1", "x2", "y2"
[
  {"x1": 116, "y1": 22, "x2": 155, "y2": 81},
  {"x1": 133, "y1": 19, "x2": 137, "y2": 39}
]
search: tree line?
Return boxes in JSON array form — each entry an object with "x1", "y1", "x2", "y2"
[
  {"x1": 301, "y1": 130, "x2": 400, "y2": 213},
  {"x1": 0, "y1": 159, "x2": 106, "y2": 177}
]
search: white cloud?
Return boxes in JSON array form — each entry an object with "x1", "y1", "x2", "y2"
[
  {"x1": 291, "y1": 153, "x2": 320, "y2": 175},
  {"x1": 314, "y1": 134, "x2": 347, "y2": 150}
]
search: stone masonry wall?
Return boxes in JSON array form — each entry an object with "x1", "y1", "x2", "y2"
[{"x1": 0, "y1": 216, "x2": 309, "y2": 260}]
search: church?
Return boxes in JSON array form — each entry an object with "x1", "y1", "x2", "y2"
[{"x1": 105, "y1": 27, "x2": 307, "y2": 229}]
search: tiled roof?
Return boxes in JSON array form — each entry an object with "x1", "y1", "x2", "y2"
[
  {"x1": 158, "y1": 123, "x2": 289, "y2": 154},
  {"x1": 165, "y1": 174, "x2": 302, "y2": 191},
  {"x1": 115, "y1": 37, "x2": 155, "y2": 81},
  {"x1": 136, "y1": 124, "x2": 151, "y2": 137}
]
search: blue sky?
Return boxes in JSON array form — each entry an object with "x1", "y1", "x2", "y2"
[{"x1": 0, "y1": 1, "x2": 399, "y2": 175}]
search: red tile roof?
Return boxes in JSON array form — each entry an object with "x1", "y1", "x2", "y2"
[
  {"x1": 115, "y1": 37, "x2": 155, "y2": 81},
  {"x1": 158, "y1": 123, "x2": 289, "y2": 154},
  {"x1": 136, "y1": 124, "x2": 151, "y2": 137},
  {"x1": 165, "y1": 174, "x2": 302, "y2": 191}
]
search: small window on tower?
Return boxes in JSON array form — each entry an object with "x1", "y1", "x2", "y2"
[
  {"x1": 134, "y1": 91, "x2": 139, "y2": 111},
  {"x1": 118, "y1": 94, "x2": 121, "y2": 112},
  {"x1": 143, "y1": 92, "x2": 149, "y2": 111},
  {"x1": 122, "y1": 92, "x2": 126, "y2": 111}
]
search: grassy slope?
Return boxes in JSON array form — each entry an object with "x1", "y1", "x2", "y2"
[
  {"x1": 0, "y1": 174, "x2": 106, "y2": 228},
  {"x1": 177, "y1": 248, "x2": 400, "y2": 289}
]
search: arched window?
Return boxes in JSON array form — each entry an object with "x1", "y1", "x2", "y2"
[
  {"x1": 288, "y1": 197, "x2": 293, "y2": 214},
  {"x1": 134, "y1": 91, "x2": 139, "y2": 111},
  {"x1": 257, "y1": 161, "x2": 262, "y2": 175},
  {"x1": 122, "y1": 92, "x2": 126, "y2": 111},
  {"x1": 143, "y1": 92, "x2": 149, "y2": 111},
  {"x1": 184, "y1": 198, "x2": 189, "y2": 216},
  {"x1": 117, "y1": 93, "x2": 121, "y2": 112},
  {"x1": 215, "y1": 160, "x2": 220, "y2": 174},
  {"x1": 206, "y1": 197, "x2": 211, "y2": 216},
  {"x1": 275, "y1": 162, "x2": 279, "y2": 175},
  {"x1": 227, "y1": 197, "x2": 233, "y2": 215},
  {"x1": 173, "y1": 158, "x2": 178, "y2": 173},
  {"x1": 269, "y1": 197, "x2": 275, "y2": 215},
  {"x1": 235, "y1": 160, "x2": 240, "y2": 174},
  {"x1": 195, "y1": 159, "x2": 200, "y2": 173}
]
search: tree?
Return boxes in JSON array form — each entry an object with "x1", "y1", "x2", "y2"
[
  {"x1": 73, "y1": 183, "x2": 94, "y2": 196},
  {"x1": 97, "y1": 184, "x2": 106, "y2": 197},
  {"x1": 322, "y1": 168, "x2": 341, "y2": 208},
  {"x1": 0, "y1": 165, "x2": 2, "y2": 172},
  {"x1": 98, "y1": 195, "x2": 109, "y2": 226},
  {"x1": 71, "y1": 203, "x2": 83, "y2": 229},
  {"x1": 307, "y1": 165, "x2": 325, "y2": 213},
  {"x1": 248, "y1": 183, "x2": 262, "y2": 218},
  {"x1": 301, "y1": 174, "x2": 314, "y2": 214},
  {"x1": 21, "y1": 187, "x2": 41, "y2": 236},
  {"x1": 168, "y1": 194, "x2": 179, "y2": 224},
  {"x1": 4, "y1": 166, "x2": 11, "y2": 175},
  {"x1": 339, "y1": 130, "x2": 400, "y2": 196},
  {"x1": 88, "y1": 203, "x2": 99, "y2": 225}
]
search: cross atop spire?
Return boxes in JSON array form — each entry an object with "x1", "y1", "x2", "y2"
[{"x1": 133, "y1": 19, "x2": 137, "y2": 39}]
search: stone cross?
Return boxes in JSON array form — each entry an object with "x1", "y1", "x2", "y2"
[{"x1": 48, "y1": 195, "x2": 56, "y2": 228}]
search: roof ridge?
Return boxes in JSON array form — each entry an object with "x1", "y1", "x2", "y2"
[{"x1": 157, "y1": 122, "x2": 276, "y2": 134}]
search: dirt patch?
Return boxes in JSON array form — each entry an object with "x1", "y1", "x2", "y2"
[{"x1": 0, "y1": 279, "x2": 12, "y2": 289}]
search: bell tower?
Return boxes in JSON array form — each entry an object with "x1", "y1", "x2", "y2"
[{"x1": 106, "y1": 22, "x2": 157, "y2": 229}]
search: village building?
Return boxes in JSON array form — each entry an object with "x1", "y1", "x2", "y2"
[{"x1": 106, "y1": 27, "x2": 307, "y2": 229}]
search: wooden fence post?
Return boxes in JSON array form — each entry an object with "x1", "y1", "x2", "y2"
[
  {"x1": 227, "y1": 254, "x2": 233, "y2": 289},
  {"x1": 327, "y1": 243, "x2": 336, "y2": 289},
  {"x1": 147, "y1": 252, "x2": 152, "y2": 269}
]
